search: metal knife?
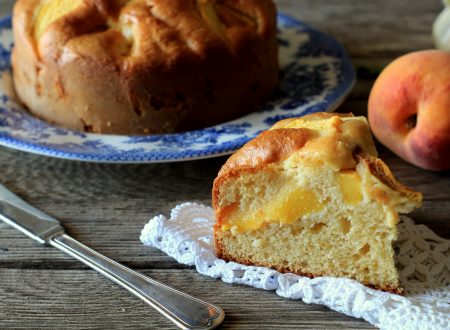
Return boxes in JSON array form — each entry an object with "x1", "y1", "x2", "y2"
[{"x1": 0, "y1": 183, "x2": 224, "y2": 329}]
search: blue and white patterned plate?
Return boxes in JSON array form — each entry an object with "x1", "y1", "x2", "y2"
[{"x1": 0, "y1": 14, "x2": 355, "y2": 163}]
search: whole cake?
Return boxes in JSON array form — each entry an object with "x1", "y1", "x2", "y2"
[
  {"x1": 12, "y1": 0, "x2": 278, "y2": 134},
  {"x1": 213, "y1": 113, "x2": 422, "y2": 293}
]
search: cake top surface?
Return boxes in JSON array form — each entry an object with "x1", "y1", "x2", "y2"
[
  {"x1": 219, "y1": 113, "x2": 378, "y2": 174},
  {"x1": 16, "y1": 0, "x2": 276, "y2": 65},
  {"x1": 216, "y1": 112, "x2": 422, "y2": 205}
]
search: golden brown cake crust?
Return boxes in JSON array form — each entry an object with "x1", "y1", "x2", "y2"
[
  {"x1": 218, "y1": 128, "x2": 315, "y2": 175},
  {"x1": 212, "y1": 127, "x2": 314, "y2": 221},
  {"x1": 12, "y1": 0, "x2": 278, "y2": 134},
  {"x1": 215, "y1": 113, "x2": 372, "y2": 178},
  {"x1": 213, "y1": 113, "x2": 372, "y2": 211},
  {"x1": 213, "y1": 113, "x2": 422, "y2": 213}
]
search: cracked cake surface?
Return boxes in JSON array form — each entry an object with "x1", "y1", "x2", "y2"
[{"x1": 12, "y1": 0, "x2": 278, "y2": 134}]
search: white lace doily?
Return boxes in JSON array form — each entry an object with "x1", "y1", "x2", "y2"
[{"x1": 140, "y1": 203, "x2": 450, "y2": 330}]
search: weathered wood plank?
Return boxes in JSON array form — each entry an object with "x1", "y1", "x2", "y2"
[
  {"x1": 0, "y1": 268, "x2": 373, "y2": 329},
  {"x1": 275, "y1": 0, "x2": 442, "y2": 61}
]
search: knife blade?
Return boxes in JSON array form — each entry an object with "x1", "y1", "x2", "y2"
[{"x1": 0, "y1": 183, "x2": 224, "y2": 329}]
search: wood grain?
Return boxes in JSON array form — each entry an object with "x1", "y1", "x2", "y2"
[
  {"x1": 0, "y1": 0, "x2": 448, "y2": 329},
  {"x1": 0, "y1": 269, "x2": 371, "y2": 329}
]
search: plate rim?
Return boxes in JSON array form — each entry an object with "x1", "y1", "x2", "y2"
[{"x1": 0, "y1": 13, "x2": 355, "y2": 164}]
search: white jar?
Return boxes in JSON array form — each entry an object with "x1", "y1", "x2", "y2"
[{"x1": 433, "y1": 0, "x2": 450, "y2": 51}]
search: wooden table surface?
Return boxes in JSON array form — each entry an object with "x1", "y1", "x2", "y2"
[{"x1": 0, "y1": 0, "x2": 448, "y2": 329}]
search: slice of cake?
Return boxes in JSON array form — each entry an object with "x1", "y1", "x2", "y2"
[{"x1": 212, "y1": 113, "x2": 422, "y2": 293}]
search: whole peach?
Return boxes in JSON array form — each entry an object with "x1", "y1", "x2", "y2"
[{"x1": 368, "y1": 50, "x2": 450, "y2": 171}]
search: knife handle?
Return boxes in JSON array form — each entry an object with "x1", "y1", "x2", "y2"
[{"x1": 49, "y1": 234, "x2": 224, "y2": 330}]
